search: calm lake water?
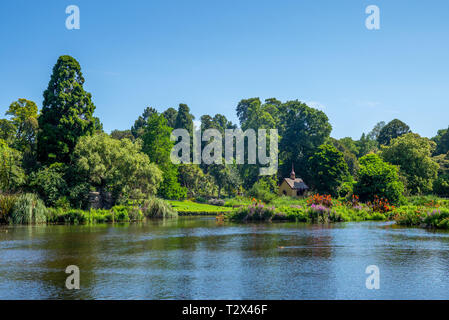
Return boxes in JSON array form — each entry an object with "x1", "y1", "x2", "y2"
[{"x1": 1, "y1": 217, "x2": 449, "y2": 300}]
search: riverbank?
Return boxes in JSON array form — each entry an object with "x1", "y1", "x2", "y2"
[{"x1": 224, "y1": 195, "x2": 449, "y2": 229}]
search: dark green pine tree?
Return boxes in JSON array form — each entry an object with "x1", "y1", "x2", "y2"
[
  {"x1": 175, "y1": 103, "x2": 194, "y2": 135},
  {"x1": 38, "y1": 55, "x2": 97, "y2": 164}
]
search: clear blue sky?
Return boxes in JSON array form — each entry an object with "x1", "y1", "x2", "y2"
[{"x1": 1, "y1": 0, "x2": 448, "y2": 139}]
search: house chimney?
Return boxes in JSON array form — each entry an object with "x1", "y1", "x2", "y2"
[{"x1": 290, "y1": 163, "x2": 296, "y2": 180}]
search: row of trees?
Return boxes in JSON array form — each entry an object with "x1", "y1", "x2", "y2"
[{"x1": 1, "y1": 55, "x2": 448, "y2": 208}]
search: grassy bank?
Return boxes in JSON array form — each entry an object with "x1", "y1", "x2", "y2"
[
  {"x1": 0, "y1": 194, "x2": 177, "y2": 225},
  {"x1": 168, "y1": 200, "x2": 233, "y2": 215}
]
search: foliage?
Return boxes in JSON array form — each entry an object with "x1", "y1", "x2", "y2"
[
  {"x1": 29, "y1": 163, "x2": 67, "y2": 207},
  {"x1": 178, "y1": 164, "x2": 216, "y2": 197},
  {"x1": 278, "y1": 100, "x2": 332, "y2": 182},
  {"x1": 207, "y1": 198, "x2": 225, "y2": 206},
  {"x1": 208, "y1": 161, "x2": 241, "y2": 198},
  {"x1": 432, "y1": 127, "x2": 449, "y2": 156},
  {"x1": 247, "y1": 177, "x2": 277, "y2": 203},
  {"x1": 0, "y1": 139, "x2": 25, "y2": 192},
  {"x1": 162, "y1": 107, "x2": 178, "y2": 128},
  {"x1": 141, "y1": 197, "x2": 177, "y2": 218},
  {"x1": 142, "y1": 113, "x2": 186, "y2": 199},
  {"x1": 5, "y1": 99, "x2": 39, "y2": 154},
  {"x1": 381, "y1": 133, "x2": 439, "y2": 194},
  {"x1": 433, "y1": 175, "x2": 449, "y2": 197},
  {"x1": 308, "y1": 144, "x2": 349, "y2": 195},
  {"x1": 377, "y1": 119, "x2": 410, "y2": 146},
  {"x1": 354, "y1": 153, "x2": 405, "y2": 204},
  {"x1": 0, "y1": 194, "x2": 17, "y2": 223},
  {"x1": 175, "y1": 103, "x2": 194, "y2": 135},
  {"x1": 110, "y1": 129, "x2": 134, "y2": 141},
  {"x1": 131, "y1": 107, "x2": 157, "y2": 139},
  {"x1": 10, "y1": 193, "x2": 47, "y2": 224},
  {"x1": 228, "y1": 201, "x2": 277, "y2": 221},
  {"x1": 72, "y1": 133, "x2": 162, "y2": 204},
  {"x1": 38, "y1": 55, "x2": 97, "y2": 164}
]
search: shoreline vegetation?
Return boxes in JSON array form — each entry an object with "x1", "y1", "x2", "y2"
[{"x1": 2, "y1": 193, "x2": 449, "y2": 231}]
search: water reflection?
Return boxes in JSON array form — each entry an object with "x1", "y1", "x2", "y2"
[{"x1": 1, "y1": 218, "x2": 449, "y2": 299}]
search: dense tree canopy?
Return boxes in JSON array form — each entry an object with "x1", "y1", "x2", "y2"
[
  {"x1": 308, "y1": 144, "x2": 349, "y2": 196},
  {"x1": 38, "y1": 55, "x2": 97, "y2": 164},
  {"x1": 433, "y1": 127, "x2": 449, "y2": 156},
  {"x1": 354, "y1": 153, "x2": 404, "y2": 204},
  {"x1": 72, "y1": 133, "x2": 162, "y2": 202},
  {"x1": 0, "y1": 139, "x2": 25, "y2": 192},
  {"x1": 142, "y1": 113, "x2": 186, "y2": 199},
  {"x1": 381, "y1": 133, "x2": 439, "y2": 195},
  {"x1": 377, "y1": 119, "x2": 410, "y2": 146},
  {"x1": 278, "y1": 100, "x2": 332, "y2": 181}
]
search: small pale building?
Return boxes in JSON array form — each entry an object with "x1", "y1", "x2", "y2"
[{"x1": 278, "y1": 165, "x2": 309, "y2": 197}]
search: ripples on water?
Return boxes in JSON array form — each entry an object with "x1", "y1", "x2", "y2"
[{"x1": 1, "y1": 218, "x2": 449, "y2": 299}]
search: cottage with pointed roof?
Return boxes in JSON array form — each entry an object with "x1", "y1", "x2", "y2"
[{"x1": 278, "y1": 164, "x2": 309, "y2": 197}]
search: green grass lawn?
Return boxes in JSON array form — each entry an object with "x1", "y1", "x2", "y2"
[{"x1": 167, "y1": 200, "x2": 234, "y2": 215}]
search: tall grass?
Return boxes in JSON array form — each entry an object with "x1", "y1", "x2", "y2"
[
  {"x1": 0, "y1": 194, "x2": 17, "y2": 223},
  {"x1": 141, "y1": 197, "x2": 177, "y2": 218},
  {"x1": 10, "y1": 193, "x2": 47, "y2": 224}
]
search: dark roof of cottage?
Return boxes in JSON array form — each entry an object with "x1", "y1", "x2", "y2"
[{"x1": 284, "y1": 178, "x2": 309, "y2": 190}]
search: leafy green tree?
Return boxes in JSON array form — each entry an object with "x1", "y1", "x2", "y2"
[
  {"x1": 175, "y1": 103, "x2": 194, "y2": 134},
  {"x1": 72, "y1": 133, "x2": 162, "y2": 203},
  {"x1": 432, "y1": 127, "x2": 449, "y2": 156},
  {"x1": 308, "y1": 144, "x2": 349, "y2": 196},
  {"x1": 381, "y1": 133, "x2": 439, "y2": 194},
  {"x1": 178, "y1": 164, "x2": 217, "y2": 197},
  {"x1": 248, "y1": 176, "x2": 278, "y2": 203},
  {"x1": 38, "y1": 55, "x2": 97, "y2": 164},
  {"x1": 331, "y1": 138, "x2": 359, "y2": 176},
  {"x1": 29, "y1": 163, "x2": 68, "y2": 207},
  {"x1": 110, "y1": 129, "x2": 134, "y2": 141},
  {"x1": 235, "y1": 98, "x2": 278, "y2": 189},
  {"x1": 278, "y1": 100, "x2": 332, "y2": 181},
  {"x1": 367, "y1": 121, "x2": 386, "y2": 141},
  {"x1": 377, "y1": 119, "x2": 410, "y2": 146},
  {"x1": 339, "y1": 137, "x2": 360, "y2": 156},
  {"x1": 5, "y1": 99, "x2": 38, "y2": 153},
  {"x1": 162, "y1": 107, "x2": 178, "y2": 128},
  {"x1": 142, "y1": 113, "x2": 187, "y2": 199},
  {"x1": 0, "y1": 119, "x2": 17, "y2": 145},
  {"x1": 209, "y1": 161, "x2": 241, "y2": 198},
  {"x1": 357, "y1": 133, "x2": 378, "y2": 158},
  {"x1": 354, "y1": 153, "x2": 404, "y2": 204},
  {"x1": 131, "y1": 107, "x2": 157, "y2": 139},
  {"x1": 0, "y1": 139, "x2": 25, "y2": 192}
]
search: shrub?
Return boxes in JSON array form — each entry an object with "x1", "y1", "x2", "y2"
[
  {"x1": 248, "y1": 179, "x2": 277, "y2": 203},
  {"x1": 195, "y1": 196, "x2": 207, "y2": 203},
  {"x1": 227, "y1": 203, "x2": 276, "y2": 221},
  {"x1": 434, "y1": 176, "x2": 449, "y2": 197},
  {"x1": 207, "y1": 198, "x2": 225, "y2": 206},
  {"x1": 10, "y1": 193, "x2": 47, "y2": 224},
  {"x1": 141, "y1": 197, "x2": 177, "y2": 218},
  {"x1": 0, "y1": 194, "x2": 17, "y2": 223},
  {"x1": 111, "y1": 205, "x2": 130, "y2": 221},
  {"x1": 354, "y1": 153, "x2": 405, "y2": 205}
]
